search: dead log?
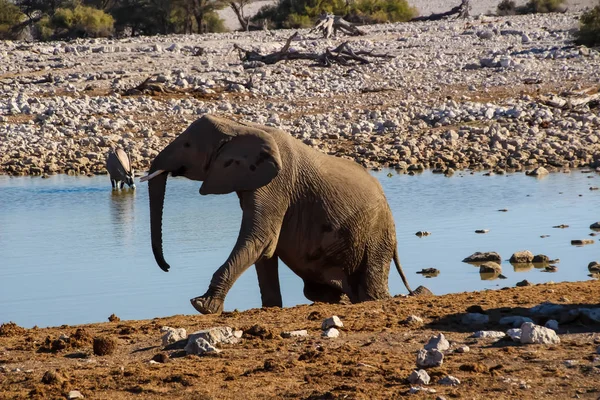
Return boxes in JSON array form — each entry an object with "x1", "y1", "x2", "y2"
[
  {"x1": 539, "y1": 92, "x2": 600, "y2": 109},
  {"x1": 411, "y1": 0, "x2": 470, "y2": 21},
  {"x1": 121, "y1": 76, "x2": 172, "y2": 96},
  {"x1": 310, "y1": 14, "x2": 365, "y2": 39},
  {"x1": 234, "y1": 32, "x2": 392, "y2": 68}
]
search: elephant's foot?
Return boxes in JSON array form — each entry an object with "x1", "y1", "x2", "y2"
[{"x1": 190, "y1": 295, "x2": 224, "y2": 315}]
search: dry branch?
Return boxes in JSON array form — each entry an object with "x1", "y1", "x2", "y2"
[
  {"x1": 235, "y1": 32, "x2": 393, "y2": 68},
  {"x1": 310, "y1": 14, "x2": 365, "y2": 39}
]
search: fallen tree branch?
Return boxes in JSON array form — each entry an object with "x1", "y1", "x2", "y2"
[
  {"x1": 121, "y1": 76, "x2": 173, "y2": 96},
  {"x1": 235, "y1": 32, "x2": 393, "y2": 68},
  {"x1": 539, "y1": 92, "x2": 600, "y2": 109},
  {"x1": 310, "y1": 14, "x2": 365, "y2": 38}
]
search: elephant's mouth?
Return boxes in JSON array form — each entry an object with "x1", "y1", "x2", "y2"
[{"x1": 170, "y1": 165, "x2": 187, "y2": 177}]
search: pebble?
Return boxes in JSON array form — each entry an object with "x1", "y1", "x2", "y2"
[
  {"x1": 67, "y1": 391, "x2": 84, "y2": 399},
  {"x1": 520, "y1": 322, "x2": 560, "y2": 344},
  {"x1": 322, "y1": 316, "x2": 343, "y2": 330},
  {"x1": 416, "y1": 348, "x2": 444, "y2": 368},
  {"x1": 408, "y1": 369, "x2": 430, "y2": 385},
  {"x1": 438, "y1": 375, "x2": 461, "y2": 386},
  {"x1": 472, "y1": 330, "x2": 506, "y2": 339},
  {"x1": 281, "y1": 330, "x2": 309, "y2": 338},
  {"x1": 160, "y1": 326, "x2": 187, "y2": 346},
  {"x1": 424, "y1": 333, "x2": 450, "y2": 352},
  {"x1": 321, "y1": 328, "x2": 340, "y2": 338}
]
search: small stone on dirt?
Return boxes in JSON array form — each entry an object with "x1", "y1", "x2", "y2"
[
  {"x1": 322, "y1": 328, "x2": 340, "y2": 338},
  {"x1": 185, "y1": 337, "x2": 220, "y2": 355},
  {"x1": 416, "y1": 348, "x2": 444, "y2": 369},
  {"x1": 520, "y1": 322, "x2": 560, "y2": 344},
  {"x1": 281, "y1": 330, "x2": 308, "y2": 338},
  {"x1": 151, "y1": 353, "x2": 169, "y2": 363},
  {"x1": 408, "y1": 369, "x2": 430, "y2": 385},
  {"x1": 438, "y1": 375, "x2": 461, "y2": 386},
  {"x1": 107, "y1": 314, "x2": 120, "y2": 322},
  {"x1": 424, "y1": 333, "x2": 450, "y2": 352},
  {"x1": 402, "y1": 315, "x2": 424, "y2": 325},
  {"x1": 161, "y1": 326, "x2": 187, "y2": 346},
  {"x1": 41, "y1": 370, "x2": 64, "y2": 385},
  {"x1": 67, "y1": 390, "x2": 84, "y2": 399},
  {"x1": 455, "y1": 345, "x2": 470, "y2": 353},
  {"x1": 472, "y1": 331, "x2": 506, "y2": 339},
  {"x1": 322, "y1": 316, "x2": 343, "y2": 330}
]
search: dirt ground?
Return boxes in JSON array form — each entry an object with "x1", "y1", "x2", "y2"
[{"x1": 1, "y1": 280, "x2": 600, "y2": 399}]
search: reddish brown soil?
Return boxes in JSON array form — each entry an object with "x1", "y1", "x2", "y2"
[{"x1": 1, "y1": 281, "x2": 600, "y2": 400}]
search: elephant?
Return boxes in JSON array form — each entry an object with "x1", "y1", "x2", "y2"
[
  {"x1": 106, "y1": 148, "x2": 135, "y2": 189},
  {"x1": 140, "y1": 115, "x2": 412, "y2": 314}
]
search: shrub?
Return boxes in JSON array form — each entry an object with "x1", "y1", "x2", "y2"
[
  {"x1": 496, "y1": 0, "x2": 517, "y2": 15},
  {"x1": 203, "y1": 11, "x2": 227, "y2": 33},
  {"x1": 349, "y1": 0, "x2": 417, "y2": 23},
  {"x1": 0, "y1": 0, "x2": 24, "y2": 38},
  {"x1": 38, "y1": 5, "x2": 114, "y2": 39},
  {"x1": 285, "y1": 13, "x2": 312, "y2": 28},
  {"x1": 575, "y1": 3, "x2": 600, "y2": 46},
  {"x1": 519, "y1": 0, "x2": 566, "y2": 14}
]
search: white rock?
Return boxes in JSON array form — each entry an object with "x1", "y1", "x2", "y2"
[
  {"x1": 438, "y1": 375, "x2": 461, "y2": 386},
  {"x1": 184, "y1": 337, "x2": 221, "y2": 355},
  {"x1": 321, "y1": 328, "x2": 340, "y2": 338},
  {"x1": 404, "y1": 315, "x2": 424, "y2": 324},
  {"x1": 507, "y1": 328, "x2": 522, "y2": 342},
  {"x1": 522, "y1": 34, "x2": 531, "y2": 44},
  {"x1": 456, "y1": 345, "x2": 470, "y2": 353},
  {"x1": 322, "y1": 316, "x2": 343, "y2": 330},
  {"x1": 416, "y1": 349, "x2": 444, "y2": 368},
  {"x1": 186, "y1": 327, "x2": 238, "y2": 347},
  {"x1": 160, "y1": 326, "x2": 187, "y2": 346},
  {"x1": 424, "y1": 333, "x2": 450, "y2": 352},
  {"x1": 68, "y1": 390, "x2": 84, "y2": 399},
  {"x1": 520, "y1": 322, "x2": 560, "y2": 344},
  {"x1": 472, "y1": 330, "x2": 506, "y2": 339},
  {"x1": 281, "y1": 330, "x2": 309, "y2": 338},
  {"x1": 408, "y1": 369, "x2": 430, "y2": 385},
  {"x1": 409, "y1": 386, "x2": 437, "y2": 394}
]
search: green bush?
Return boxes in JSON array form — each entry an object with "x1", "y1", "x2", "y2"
[
  {"x1": 203, "y1": 11, "x2": 227, "y2": 33},
  {"x1": 38, "y1": 5, "x2": 114, "y2": 39},
  {"x1": 575, "y1": 3, "x2": 600, "y2": 46},
  {"x1": 0, "y1": 0, "x2": 24, "y2": 37},
  {"x1": 519, "y1": 0, "x2": 566, "y2": 13},
  {"x1": 496, "y1": 0, "x2": 517, "y2": 15},
  {"x1": 349, "y1": 0, "x2": 417, "y2": 23},
  {"x1": 285, "y1": 13, "x2": 312, "y2": 28}
]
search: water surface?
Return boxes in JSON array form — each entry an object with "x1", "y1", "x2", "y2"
[{"x1": 0, "y1": 171, "x2": 598, "y2": 328}]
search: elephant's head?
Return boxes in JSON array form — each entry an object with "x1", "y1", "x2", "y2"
[{"x1": 140, "y1": 115, "x2": 282, "y2": 272}]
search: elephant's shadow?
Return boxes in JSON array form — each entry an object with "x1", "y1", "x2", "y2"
[{"x1": 425, "y1": 302, "x2": 600, "y2": 343}]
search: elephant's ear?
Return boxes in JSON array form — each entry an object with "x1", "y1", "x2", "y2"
[{"x1": 200, "y1": 128, "x2": 282, "y2": 195}]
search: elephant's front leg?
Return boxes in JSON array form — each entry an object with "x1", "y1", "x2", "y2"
[{"x1": 190, "y1": 191, "x2": 283, "y2": 314}]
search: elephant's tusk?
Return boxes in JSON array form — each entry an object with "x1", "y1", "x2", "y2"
[{"x1": 140, "y1": 169, "x2": 165, "y2": 182}]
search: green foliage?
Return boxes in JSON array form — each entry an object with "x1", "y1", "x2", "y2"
[
  {"x1": 518, "y1": 0, "x2": 566, "y2": 14},
  {"x1": 348, "y1": 0, "x2": 417, "y2": 23},
  {"x1": 285, "y1": 13, "x2": 312, "y2": 28},
  {"x1": 203, "y1": 11, "x2": 227, "y2": 32},
  {"x1": 254, "y1": 0, "x2": 416, "y2": 29},
  {"x1": 0, "y1": 0, "x2": 24, "y2": 37},
  {"x1": 496, "y1": 0, "x2": 516, "y2": 15},
  {"x1": 575, "y1": 3, "x2": 600, "y2": 46},
  {"x1": 37, "y1": 5, "x2": 114, "y2": 39}
]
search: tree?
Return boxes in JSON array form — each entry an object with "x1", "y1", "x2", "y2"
[
  {"x1": 0, "y1": 0, "x2": 24, "y2": 37},
  {"x1": 229, "y1": 0, "x2": 250, "y2": 30}
]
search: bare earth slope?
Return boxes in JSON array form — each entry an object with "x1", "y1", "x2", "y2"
[{"x1": 1, "y1": 281, "x2": 600, "y2": 399}]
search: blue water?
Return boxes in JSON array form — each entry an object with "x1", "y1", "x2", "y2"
[{"x1": 0, "y1": 170, "x2": 598, "y2": 328}]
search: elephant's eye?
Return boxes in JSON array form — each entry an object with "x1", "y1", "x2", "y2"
[{"x1": 183, "y1": 142, "x2": 190, "y2": 148}]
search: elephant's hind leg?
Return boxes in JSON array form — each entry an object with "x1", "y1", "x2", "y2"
[{"x1": 256, "y1": 257, "x2": 283, "y2": 308}]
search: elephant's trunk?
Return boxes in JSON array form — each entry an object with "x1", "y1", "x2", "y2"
[{"x1": 149, "y1": 172, "x2": 170, "y2": 272}]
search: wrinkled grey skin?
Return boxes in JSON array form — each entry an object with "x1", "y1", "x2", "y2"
[
  {"x1": 106, "y1": 148, "x2": 135, "y2": 189},
  {"x1": 145, "y1": 115, "x2": 412, "y2": 314}
]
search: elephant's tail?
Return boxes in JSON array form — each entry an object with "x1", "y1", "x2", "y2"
[{"x1": 393, "y1": 248, "x2": 413, "y2": 295}]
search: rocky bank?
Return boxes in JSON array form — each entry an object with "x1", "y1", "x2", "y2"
[{"x1": 0, "y1": 12, "x2": 599, "y2": 177}]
